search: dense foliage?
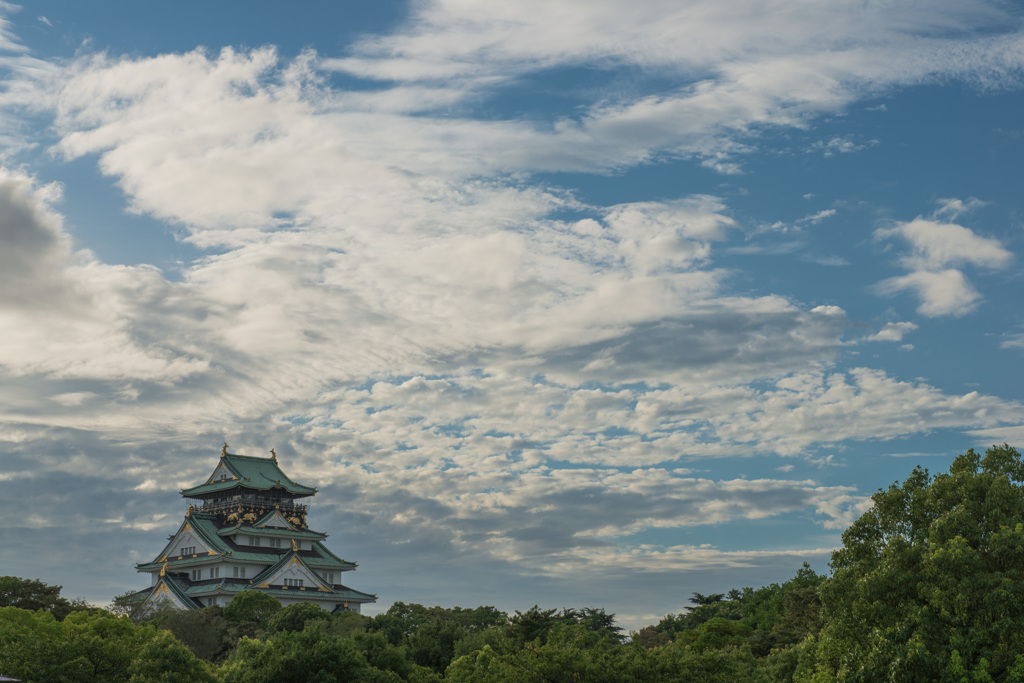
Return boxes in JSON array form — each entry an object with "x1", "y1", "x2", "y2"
[
  {"x1": 811, "y1": 444, "x2": 1024, "y2": 681},
  {"x1": 5, "y1": 445, "x2": 1024, "y2": 682}
]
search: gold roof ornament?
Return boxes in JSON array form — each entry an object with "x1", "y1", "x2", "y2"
[
  {"x1": 160, "y1": 560, "x2": 168, "y2": 577},
  {"x1": 221, "y1": 442, "x2": 228, "y2": 458},
  {"x1": 270, "y1": 448, "x2": 277, "y2": 462},
  {"x1": 291, "y1": 539, "x2": 299, "y2": 552}
]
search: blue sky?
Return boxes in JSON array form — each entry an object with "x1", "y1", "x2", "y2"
[{"x1": 1, "y1": 0, "x2": 1023, "y2": 629}]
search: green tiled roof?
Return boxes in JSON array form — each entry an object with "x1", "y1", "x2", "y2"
[
  {"x1": 308, "y1": 541, "x2": 356, "y2": 569},
  {"x1": 163, "y1": 575, "x2": 203, "y2": 609},
  {"x1": 131, "y1": 576, "x2": 374, "y2": 606},
  {"x1": 181, "y1": 453, "x2": 317, "y2": 497},
  {"x1": 129, "y1": 575, "x2": 202, "y2": 610},
  {"x1": 184, "y1": 581, "x2": 376, "y2": 603},
  {"x1": 137, "y1": 513, "x2": 356, "y2": 571},
  {"x1": 252, "y1": 510, "x2": 294, "y2": 528},
  {"x1": 219, "y1": 526, "x2": 327, "y2": 541}
]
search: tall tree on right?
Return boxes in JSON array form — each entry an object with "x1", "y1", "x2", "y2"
[{"x1": 810, "y1": 445, "x2": 1024, "y2": 681}]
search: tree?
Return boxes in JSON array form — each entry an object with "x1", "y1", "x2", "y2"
[
  {"x1": 220, "y1": 628, "x2": 385, "y2": 683},
  {"x1": 327, "y1": 609, "x2": 371, "y2": 638},
  {"x1": 0, "y1": 606, "x2": 96, "y2": 682},
  {"x1": 127, "y1": 630, "x2": 218, "y2": 683},
  {"x1": 629, "y1": 625, "x2": 670, "y2": 649},
  {"x1": 812, "y1": 445, "x2": 1024, "y2": 681},
  {"x1": 370, "y1": 602, "x2": 436, "y2": 646},
  {"x1": 657, "y1": 591, "x2": 744, "y2": 635},
  {"x1": 0, "y1": 606, "x2": 160, "y2": 683},
  {"x1": 741, "y1": 562, "x2": 825, "y2": 657},
  {"x1": 110, "y1": 590, "x2": 147, "y2": 619},
  {"x1": 155, "y1": 606, "x2": 232, "y2": 661},
  {"x1": 507, "y1": 606, "x2": 558, "y2": 644},
  {"x1": 559, "y1": 607, "x2": 624, "y2": 641},
  {"x1": 690, "y1": 592, "x2": 726, "y2": 606},
  {"x1": 0, "y1": 576, "x2": 90, "y2": 620},
  {"x1": 222, "y1": 591, "x2": 281, "y2": 628},
  {"x1": 446, "y1": 622, "x2": 630, "y2": 683},
  {"x1": 268, "y1": 602, "x2": 329, "y2": 633},
  {"x1": 368, "y1": 602, "x2": 508, "y2": 674}
]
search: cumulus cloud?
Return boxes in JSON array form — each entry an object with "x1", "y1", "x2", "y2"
[
  {"x1": 867, "y1": 321, "x2": 918, "y2": 342},
  {"x1": 874, "y1": 270, "x2": 983, "y2": 316},
  {"x1": 872, "y1": 214, "x2": 1013, "y2": 316},
  {"x1": 875, "y1": 218, "x2": 1012, "y2": 272},
  {"x1": 0, "y1": 169, "x2": 78, "y2": 309}
]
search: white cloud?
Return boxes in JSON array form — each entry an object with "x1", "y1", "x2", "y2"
[
  {"x1": 332, "y1": 0, "x2": 1019, "y2": 86},
  {"x1": 867, "y1": 321, "x2": 918, "y2": 342},
  {"x1": 0, "y1": 169, "x2": 77, "y2": 309},
  {"x1": 808, "y1": 136, "x2": 876, "y2": 157},
  {"x1": 0, "y1": 170, "x2": 208, "y2": 390},
  {"x1": 798, "y1": 209, "x2": 836, "y2": 224},
  {"x1": 1002, "y1": 328, "x2": 1024, "y2": 351},
  {"x1": 872, "y1": 216, "x2": 1013, "y2": 316},
  {"x1": 873, "y1": 268, "x2": 981, "y2": 317},
  {"x1": 320, "y1": 0, "x2": 1024, "y2": 172},
  {"x1": 875, "y1": 218, "x2": 1012, "y2": 271},
  {"x1": 934, "y1": 197, "x2": 987, "y2": 220}
]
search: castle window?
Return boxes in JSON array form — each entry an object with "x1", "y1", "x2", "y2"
[{"x1": 250, "y1": 536, "x2": 261, "y2": 547}]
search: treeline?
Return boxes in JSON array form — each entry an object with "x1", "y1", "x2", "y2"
[
  {"x1": 0, "y1": 577, "x2": 822, "y2": 682},
  {"x1": 4, "y1": 444, "x2": 1024, "y2": 681}
]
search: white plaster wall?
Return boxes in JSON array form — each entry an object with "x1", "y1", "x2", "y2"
[{"x1": 170, "y1": 529, "x2": 206, "y2": 557}]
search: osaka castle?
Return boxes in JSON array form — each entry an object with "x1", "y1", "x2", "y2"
[{"x1": 129, "y1": 445, "x2": 376, "y2": 614}]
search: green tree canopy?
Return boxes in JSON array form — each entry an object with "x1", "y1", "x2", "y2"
[
  {"x1": 268, "y1": 601, "x2": 329, "y2": 633},
  {"x1": 0, "y1": 607, "x2": 160, "y2": 683},
  {"x1": 813, "y1": 444, "x2": 1024, "y2": 681},
  {"x1": 220, "y1": 628, "x2": 386, "y2": 683},
  {"x1": 222, "y1": 591, "x2": 282, "y2": 628},
  {"x1": 127, "y1": 629, "x2": 218, "y2": 683},
  {"x1": 152, "y1": 606, "x2": 232, "y2": 661},
  {"x1": 0, "y1": 576, "x2": 90, "y2": 621}
]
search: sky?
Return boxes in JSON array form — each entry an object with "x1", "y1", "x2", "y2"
[{"x1": 0, "y1": 0, "x2": 1023, "y2": 631}]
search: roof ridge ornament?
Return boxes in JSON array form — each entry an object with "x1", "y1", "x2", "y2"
[
  {"x1": 221, "y1": 442, "x2": 228, "y2": 458},
  {"x1": 270, "y1": 448, "x2": 277, "y2": 463},
  {"x1": 291, "y1": 539, "x2": 298, "y2": 552}
]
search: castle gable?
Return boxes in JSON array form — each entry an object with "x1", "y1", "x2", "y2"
[
  {"x1": 155, "y1": 519, "x2": 218, "y2": 562},
  {"x1": 140, "y1": 575, "x2": 200, "y2": 613},
  {"x1": 254, "y1": 510, "x2": 294, "y2": 530},
  {"x1": 207, "y1": 461, "x2": 237, "y2": 485},
  {"x1": 253, "y1": 552, "x2": 332, "y2": 593}
]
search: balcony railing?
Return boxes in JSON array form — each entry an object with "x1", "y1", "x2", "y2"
[{"x1": 193, "y1": 498, "x2": 309, "y2": 515}]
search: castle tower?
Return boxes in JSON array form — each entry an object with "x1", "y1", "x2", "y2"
[{"x1": 128, "y1": 446, "x2": 375, "y2": 614}]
